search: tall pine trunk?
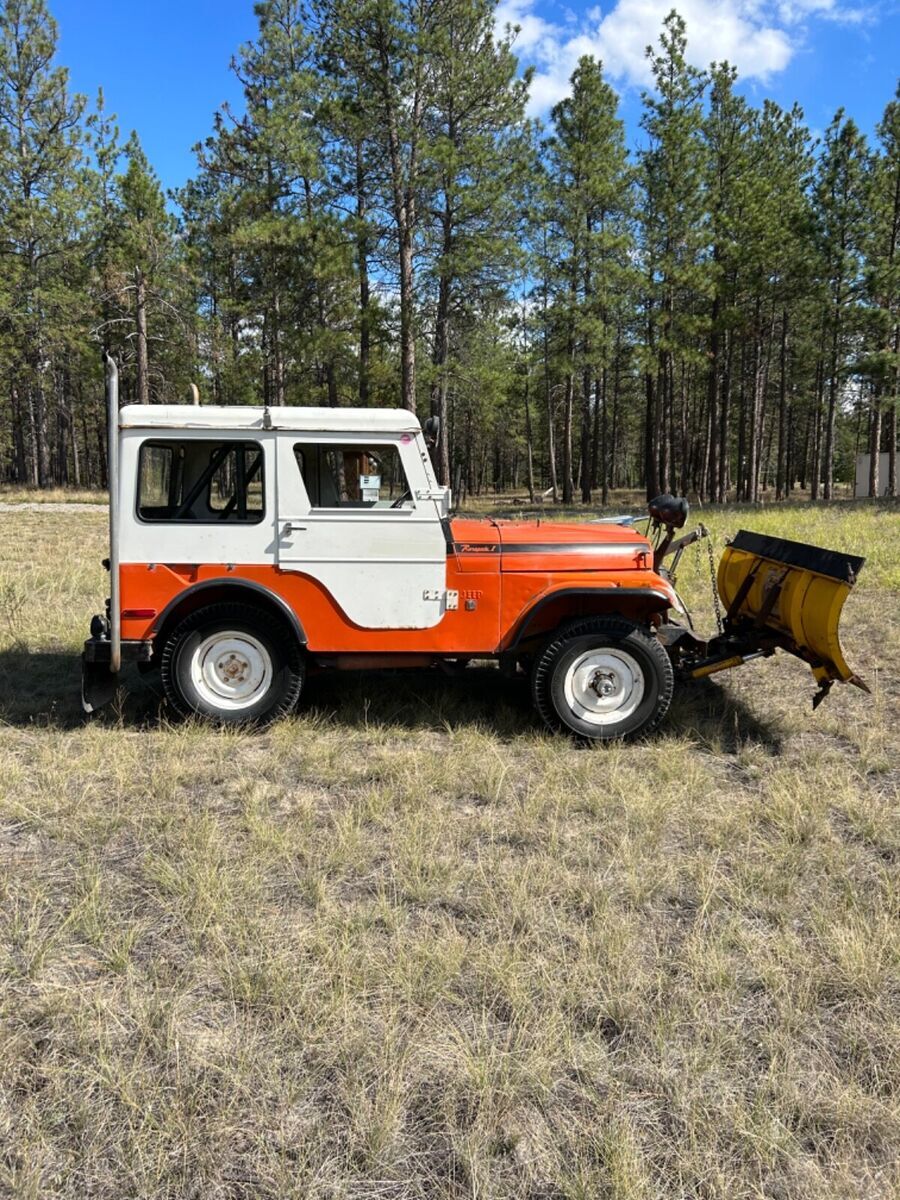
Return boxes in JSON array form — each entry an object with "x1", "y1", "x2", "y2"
[
  {"x1": 580, "y1": 366, "x2": 592, "y2": 503},
  {"x1": 355, "y1": 141, "x2": 371, "y2": 407},
  {"x1": 135, "y1": 266, "x2": 149, "y2": 405},
  {"x1": 377, "y1": 18, "x2": 423, "y2": 415},
  {"x1": 600, "y1": 368, "x2": 609, "y2": 505},
  {"x1": 11, "y1": 384, "x2": 26, "y2": 484},
  {"x1": 823, "y1": 307, "x2": 841, "y2": 500},
  {"x1": 718, "y1": 330, "x2": 732, "y2": 502},
  {"x1": 776, "y1": 310, "x2": 789, "y2": 500},
  {"x1": 523, "y1": 363, "x2": 535, "y2": 503},
  {"x1": 644, "y1": 290, "x2": 660, "y2": 499},
  {"x1": 562, "y1": 352, "x2": 575, "y2": 504},
  {"x1": 430, "y1": 194, "x2": 453, "y2": 485},
  {"x1": 34, "y1": 372, "x2": 50, "y2": 486},
  {"x1": 273, "y1": 290, "x2": 286, "y2": 406},
  {"x1": 658, "y1": 341, "x2": 672, "y2": 493},
  {"x1": 706, "y1": 290, "x2": 719, "y2": 502},
  {"x1": 869, "y1": 390, "x2": 882, "y2": 497},
  {"x1": 542, "y1": 284, "x2": 558, "y2": 501},
  {"x1": 645, "y1": 369, "x2": 659, "y2": 500}
]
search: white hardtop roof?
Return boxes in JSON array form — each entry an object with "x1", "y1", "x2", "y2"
[{"x1": 118, "y1": 404, "x2": 422, "y2": 435}]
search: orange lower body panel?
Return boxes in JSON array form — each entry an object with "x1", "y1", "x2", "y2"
[{"x1": 119, "y1": 560, "x2": 672, "y2": 655}]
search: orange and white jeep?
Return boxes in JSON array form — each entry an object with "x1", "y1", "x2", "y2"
[{"x1": 82, "y1": 355, "x2": 867, "y2": 738}]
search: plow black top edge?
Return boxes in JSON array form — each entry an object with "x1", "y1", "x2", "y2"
[{"x1": 729, "y1": 531, "x2": 865, "y2": 584}]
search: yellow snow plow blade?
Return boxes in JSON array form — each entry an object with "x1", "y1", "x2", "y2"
[{"x1": 717, "y1": 531, "x2": 868, "y2": 704}]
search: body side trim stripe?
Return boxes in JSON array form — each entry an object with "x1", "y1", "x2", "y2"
[
  {"x1": 501, "y1": 542, "x2": 648, "y2": 554},
  {"x1": 451, "y1": 541, "x2": 648, "y2": 555}
]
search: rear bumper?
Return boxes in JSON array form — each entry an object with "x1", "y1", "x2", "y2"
[{"x1": 81, "y1": 635, "x2": 152, "y2": 713}]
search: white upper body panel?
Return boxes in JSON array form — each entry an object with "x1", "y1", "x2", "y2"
[
  {"x1": 119, "y1": 404, "x2": 421, "y2": 435},
  {"x1": 115, "y1": 419, "x2": 450, "y2": 629},
  {"x1": 117, "y1": 429, "x2": 279, "y2": 565}
]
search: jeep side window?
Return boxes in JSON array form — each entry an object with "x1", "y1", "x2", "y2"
[
  {"x1": 294, "y1": 444, "x2": 413, "y2": 509},
  {"x1": 209, "y1": 445, "x2": 264, "y2": 519},
  {"x1": 137, "y1": 439, "x2": 265, "y2": 522},
  {"x1": 137, "y1": 443, "x2": 176, "y2": 516}
]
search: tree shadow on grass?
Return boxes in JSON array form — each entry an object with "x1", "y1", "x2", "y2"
[{"x1": 0, "y1": 649, "x2": 782, "y2": 752}]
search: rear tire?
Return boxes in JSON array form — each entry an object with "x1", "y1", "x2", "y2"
[
  {"x1": 532, "y1": 616, "x2": 673, "y2": 741},
  {"x1": 160, "y1": 602, "x2": 304, "y2": 725}
]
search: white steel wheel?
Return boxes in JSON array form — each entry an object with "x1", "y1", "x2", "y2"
[
  {"x1": 532, "y1": 616, "x2": 674, "y2": 741},
  {"x1": 160, "y1": 602, "x2": 305, "y2": 725},
  {"x1": 190, "y1": 630, "x2": 273, "y2": 711},
  {"x1": 562, "y1": 647, "x2": 645, "y2": 728}
]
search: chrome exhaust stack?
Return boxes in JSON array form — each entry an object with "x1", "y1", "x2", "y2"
[
  {"x1": 104, "y1": 350, "x2": 121, "y2": 674},
  {"x1": 81, "y1": 352, "x2": 121, "y2": 713}
]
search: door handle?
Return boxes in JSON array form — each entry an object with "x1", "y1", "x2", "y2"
[{"x1": 283, "y1": 521, "x2": 307, "y2": 533}]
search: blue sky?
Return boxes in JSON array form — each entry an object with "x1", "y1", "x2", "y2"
[{"x1": 53, "y1": 0, "x2": 899, "y2": 193}]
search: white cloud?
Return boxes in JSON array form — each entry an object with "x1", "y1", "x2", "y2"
[
  {"x1": 495, "y1": 0, "x2": 868, "y2": 114},
  {"x1": 494, "y1": 0, "x2": 557, "y2": 53}
]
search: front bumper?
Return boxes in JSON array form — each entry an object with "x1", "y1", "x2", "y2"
[{"x1": 81, "y1": 634, "x2": 152, "y2": 714}]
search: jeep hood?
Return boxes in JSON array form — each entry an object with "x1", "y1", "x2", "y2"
[{"x1": 449, "y1": 518, "x2": 652, "y2": 572}]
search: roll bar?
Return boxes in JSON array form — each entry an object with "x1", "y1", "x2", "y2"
[{"x1": 103, "y1": 351, "x2": 121, "y2": 673}]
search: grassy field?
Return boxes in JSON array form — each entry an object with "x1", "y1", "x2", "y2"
[
  {"x1": 0, "y1": 485, "x2": 106, "y2": 506},
  {"x1": 0, "y1": 500, "x2": 898, "y2": 1199}
]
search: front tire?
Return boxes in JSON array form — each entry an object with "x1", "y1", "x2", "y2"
[
  {"x1": 160, "y1": 603, "x2": 304, "y2": 725},
  {"x1": 532, "y1": 617, "x2": 673, "y2": 741}
]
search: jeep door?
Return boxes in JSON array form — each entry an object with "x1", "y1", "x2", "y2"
[{"x1": 274, "y1": 434, "x2": 449, "y2": 629}]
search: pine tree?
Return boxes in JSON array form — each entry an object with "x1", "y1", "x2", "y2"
[
  {"x1": 193, "y1": 0, "x2": 356, "y2": 408},
  {"x1": 703, "y1": 63, "x2": 751, "y2": 501},
  {"x1": 544, "y1": 56, "x2": 632, "y2": 503},
  {"x1": 735, "y1": 99, "x2": 814, "y2": 501},
  {"x1": 85, "y1": 88, "x2": 121, "y2": 359},
  {"x1": 0, "y1": 0, "x2": 85, "y2": 484},
  {"x1": 422, "y1": 0, "x2": 531, "y2": 483},
  {"x1": 814, "y1": 111, "x2": 869, "y2": 499},
  {"x1": 638, "y1": 11, "x2": 709, "y2": 500},
  {"x1": 315, "y1": 73, "x2": 379, "y2": 407},
  {"x1": 863, "y1": 84, "x2": 900, "y2": 497},
  {"x1": 113, "y1": 134, "x2": 180, "y2": 403},
  {"x1": 313, "y1": 0, "x2": 438, "y2": 413}
]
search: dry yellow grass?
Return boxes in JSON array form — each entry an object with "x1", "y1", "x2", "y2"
[
  {"x1": 0, "y1": 485, "x2": 105, "y2": 506},
  {"x1": 0, "y1": 500, "x2": 898, "y2": 1198}
]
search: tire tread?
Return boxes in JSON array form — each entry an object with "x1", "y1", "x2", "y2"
[
  {"x1": 159, "y1": 601, "x2": 304, "y2": 724},
  {"x1": 532, "y1": 615, "x2": 673, "y2": 740}
]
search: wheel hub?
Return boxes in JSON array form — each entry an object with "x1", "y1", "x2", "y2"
[
  {"x1": 218, "y1": 652, "x2": 250, "y2": 684},
  {"x1": 190, "y1": 631, "x2": 273, "y2": 711},
  {"x1": 589, "y1": 670, "x2": 617, "y2": 698},
  {"x1": 563, "y1": 647, "x2": 645, "y2": 728}
]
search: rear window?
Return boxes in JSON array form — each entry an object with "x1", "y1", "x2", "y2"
[
  {"x1": 138, "y1": 444, "x2": 173, "y2": 512},
  {"x1": 137, "y1": 440, "x2": 265, "y2": 522}
]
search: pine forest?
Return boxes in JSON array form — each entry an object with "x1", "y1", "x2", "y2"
[{"x1": 0, "y1": 0, "x2": 898, "y2": 504}]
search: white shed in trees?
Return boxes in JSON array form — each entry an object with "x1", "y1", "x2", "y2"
[{"x1": 855, "y1": 454, "x2": 891, "y2": 497}]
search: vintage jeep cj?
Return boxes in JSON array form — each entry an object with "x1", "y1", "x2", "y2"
[{"x1": 82, "y1": 355, "x2": 868, "y2": 739}]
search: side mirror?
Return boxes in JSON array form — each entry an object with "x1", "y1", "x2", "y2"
[
  {"x1": 648, "y1": 494, "x2": 689, "y2": 529},
  {"x1": 423, "y1": 415, "x2": 440, "y2": 447}
]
